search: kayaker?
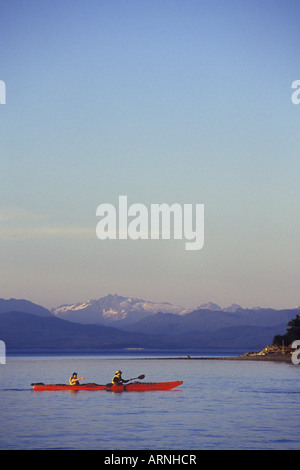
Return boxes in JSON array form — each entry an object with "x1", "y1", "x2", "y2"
[
  {"x1": 69, "y1": 372, "x2": 85, "y2": 386},
  {"x1": 112, "y1": 370, "x2": 132, "y2": 385}
]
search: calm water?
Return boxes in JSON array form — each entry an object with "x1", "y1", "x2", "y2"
[{"x1": 0, "y1": 351, "x2": 299, "y2": 450}]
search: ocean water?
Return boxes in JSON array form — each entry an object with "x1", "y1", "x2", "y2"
[{"x1": 0, "y1": 350, "x2": 299, "y2": 450}]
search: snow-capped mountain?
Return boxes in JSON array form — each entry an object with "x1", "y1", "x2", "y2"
[
  {"x1": 197, "y1": 302, "x2": 222, "y2": 311},
  {"x1": 197, "y1": 302, "x2": 243, "y2": 313},
  {"x1": 2, "y1": 295, "x2": 300, "y2": 350},
  {"x1": 51, "y1": 294, "x2": 190, "y2": 325}
]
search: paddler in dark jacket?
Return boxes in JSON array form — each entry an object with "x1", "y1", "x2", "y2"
[
  {"x1": 69, "y1": 372, "x2": 85, "y2": 386},
  {"x1": 112, "y1": 370, "x2": 132, "y2": 385}
]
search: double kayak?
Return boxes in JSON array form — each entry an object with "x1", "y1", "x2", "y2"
[{"x1": 31, "y1": 381, "x2": 183, "y2": 392}]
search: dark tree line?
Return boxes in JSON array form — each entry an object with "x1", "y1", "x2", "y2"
[{"x1": 273, "y1": 314, "x2": 300, "y2": 346}]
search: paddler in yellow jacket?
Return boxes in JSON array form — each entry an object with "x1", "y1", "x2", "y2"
[
  {"x1": 69, "y1": 372, "x2": 85, "y2": 386},
  {"x1": 112, "y1": 370, "x2": 132, "y2": 385}
]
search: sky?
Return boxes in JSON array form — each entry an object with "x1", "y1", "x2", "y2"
[{"x1": 1, "y1": 0, "x2": 300, "y2": 310}]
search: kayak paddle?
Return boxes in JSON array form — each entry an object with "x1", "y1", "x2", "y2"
[{"x1": 130, "y1": 374, "x2": 145, "y2": 381}]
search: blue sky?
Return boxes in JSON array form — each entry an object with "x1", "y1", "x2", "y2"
[{"x1": 1, "y1": 0, "x2": 300, "y2": 309}]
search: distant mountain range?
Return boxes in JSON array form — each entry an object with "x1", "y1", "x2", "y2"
[
  {"x1": 0, "y1": 295, "x2": 299, "y2": 350},
  {"x1": 51, "y1": 294, "x2": 191, "y2": 325},
  {"x1": 51, "y1": 295, "x2": 251, "y2": 326}
]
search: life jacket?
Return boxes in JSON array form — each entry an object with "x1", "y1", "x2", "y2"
[
  {"x1": 69, "y1": 376, "x2": 79, "y2": 386},
  {"x1": 112, "y1": 374, "x2": 122, "y2": 385}
]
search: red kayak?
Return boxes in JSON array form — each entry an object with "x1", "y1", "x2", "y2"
[
  {"x1": 31, "y1": 382, "x2": 106, "y2": 391},
  {"x1": 31, "y1": 381, "x2": 183, "y2": 392}
]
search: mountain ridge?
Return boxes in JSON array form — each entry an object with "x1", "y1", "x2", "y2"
[
  {"x1": 0, "y1": 298, "x2": 52, "y2": 317},
  {"x1": 1, "y1": 295, "x2": 299, "y2": 350},
  {"x1": 0, "y1": 311, "x2": 155, "y2": 349},
  {"x1": 51, "y1": 293, "x2": 191, "y2": 325},
  {"x1": 51, "y1": 293, "x2": 267, "y2": 326}
]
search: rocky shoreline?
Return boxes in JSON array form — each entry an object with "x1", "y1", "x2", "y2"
[
  {"x1": 235, "y1": 344, "x2": 293, "y2": 363},
  {"x1": 184, "y1": 345, "x2": 294, "y2": 363},
  {"x1": 171, "y1": 345, "x2": 294, "y2": 363}
]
